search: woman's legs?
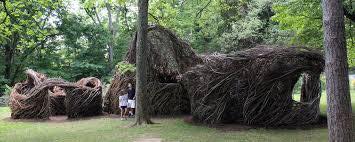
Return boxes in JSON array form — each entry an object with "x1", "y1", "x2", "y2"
[
  {"x1": 124, "y1": 108, "x2": 128, "y2": 120},
  {"x1": 120, "y1": 107, "x2": 124, "y2": 120}
]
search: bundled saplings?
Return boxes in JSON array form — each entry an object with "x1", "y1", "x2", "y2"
[
  {"x1": 105, "y1": 26, "x2": 325, "y2": 126},
  {"x1": 104, "y1": 25, "x2": 202, "y2": 115},
  {"x1": 49, "y1": 86, "x2": 66, "y2": 115},
  {"x1": 66, "y1": 77, "x2": 103, "y2": 118},
  {"x1": 181, "y1": 46, "x2": 324, "y2": 126},
  {"x1": 9, "y1": 70, "x2": 103, "y2": 119}
]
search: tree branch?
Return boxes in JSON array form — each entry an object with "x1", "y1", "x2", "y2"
[
  {"x1": 148, "y1": 13, "x2": 160, "y2": 23},
  {"x1": 94, "y1": 7, "x2": 102, "y2": 24},
  {"x1": 1, "y1": 0, "x2": 17, "y2": 24},
  {"x1": 84, "y1": 8, "x2": 98, "y2": 25},
  {"x1": 195, "y1": 0, "x2": 212, "y2": 19},
  {"x1": 122, "y1": 4, "x2": 131, "y2": 31}
]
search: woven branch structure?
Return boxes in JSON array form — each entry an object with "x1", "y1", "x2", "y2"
[
  {"x1": 105, "y1": 25, "x2": 325, "y2": 126},
  {"x1": 181, "y1": 46, "x2": 324, "y2": 126},
  {"x1": 9, "y1": 70, "x2": 103, "y2": 119},
  {"x1": 104, "y1": 25, "x2": 201, "y2": 115}
]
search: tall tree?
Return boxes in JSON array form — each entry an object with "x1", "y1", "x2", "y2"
[
  {"x1": 322, "y1": 0, "x2": 354, "y2": 141},
  {"x1": 106, "y1": 2, "x2": 115, "y2": 70},
  {"x1": 0, "y1": 0, "x2": 63, "y2": 84},
  {"x1": 134, "y1": 0, "x2": 153, "y2": 125},
  {"x1": 81, "y1": 0, "x2": 127, "y2": 71}
]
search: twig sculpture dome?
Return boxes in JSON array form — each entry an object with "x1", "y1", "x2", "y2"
[
  {"x1": 105, "y1": 26, "x2": 325, "y2": 126},
  {"x1": 181, "y1": 46, "x2": 325, "y2": 126},
  {"x1": 104, "y1": 25, "x2": 201, "y2": 115},
  {"x1": 9, "y1": 69, "x2": 103, "y2": 119}
]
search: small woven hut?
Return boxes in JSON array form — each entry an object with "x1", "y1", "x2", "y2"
[
  {"x1": 9, "y1": 70, "x2": 103, "y2": 119},
  {"x1": 181, "y1": 46, "x2": 325, "y2": 126},
  {"x1": 104, "y1": 25, "x2": 202, "y2": 115}
]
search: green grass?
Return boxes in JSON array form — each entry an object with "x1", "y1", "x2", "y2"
[{"x1": 0, "y1": 90, "x2": 354, "y2": 142}]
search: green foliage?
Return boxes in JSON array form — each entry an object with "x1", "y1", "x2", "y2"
[
  {"x1": 272, "y1": 0, "x2": 355, "y2": 67},
  {"x1": 0, "y1": 0, "x2": 354, "y2": 87},
  {"x1": 218, "y1": 0, "x2": 275, "y2": 52},
  {"x1": 0, "y1": 0, "x2": 64, "y2": 84},
  {"x1": 0, "y1": 0, "x2": 63, "y2": 50},
  {"x1": 2, "y1": 84, "x2": 11, "y2": 96},
  {"x1": 272, "y1": 0, "x2": 323, "y2": 48},
  {"x1": 54, "y1": 14, "x2": 110, "y2": 81},
  {"x1": 0, "y1": 0, "x2": 135, "y2": 84},
  {"x1": 347, "y1": 33, "x2": 355, "y2": 67},
  {"x1": 148, "y1": 0, "x2": 223, "y2": 53},
  {"x1": 0, "y1": 76, "x2": 10, "y2": 95},
  {"x1": 148, "y1": 0, "x2": 279, "y2": 53},
  {"x1": 115, "y1": 62, "x2": 136, "y2": 75}
]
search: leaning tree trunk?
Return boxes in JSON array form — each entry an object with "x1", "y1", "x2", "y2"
[
  {"x1": 322, "y1": 0, "x2": 354, "y2": 141},
  {"x1": 135, "y1": 0, "x2": 153, "y2": 125}
]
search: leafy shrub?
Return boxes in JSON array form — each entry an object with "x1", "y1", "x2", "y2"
[
  {"x1": 2, "y1": 85, "x2": 11, "y2": 96},
  {"x1": 0, "y1": 76, "x2": 10, "y2": 96},
  {"x1": 115, "y1": 62, "x2": 136, "y2": 75}
]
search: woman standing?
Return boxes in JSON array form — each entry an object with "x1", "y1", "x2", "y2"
[{"x1": 119, "y1": 91, "x2": 128, "y2": 120}]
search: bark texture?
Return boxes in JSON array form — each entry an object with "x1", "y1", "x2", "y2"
[
  {"x1": 135, "y1": 0, "x2": 152, "y2": 125},
  {"x1": 322, "y1": 0, "x2": 354, "y2": 141}
]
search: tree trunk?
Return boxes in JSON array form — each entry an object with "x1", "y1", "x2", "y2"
[
  {"x1": 122, "y1": 4, "x2": 131, "y2": 31},
  {"x1": 94, "y1": 7, "x2": 101, "y2": 25},
  {"x1": 4, "y1": 43, "x2": 13, "y2": 81},
  {"x1": 135, "y1": 0, "x2": 153, "y2": 125},
  {"x1": 322, "y1": 0, "x2": 354, "y2": 141},
  {"x1": 106, "y1": 3, "x2": 114, "y2": 70},
  {"x1": 4, "y1": 34, "x2": 18, "y2": 83}
]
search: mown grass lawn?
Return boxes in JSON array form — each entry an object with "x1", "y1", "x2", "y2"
[{"x1": 0, "y1": 90, "x2": 354, "y2": 142}]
